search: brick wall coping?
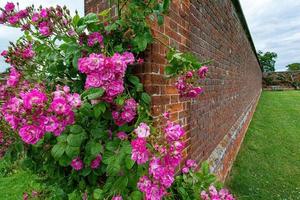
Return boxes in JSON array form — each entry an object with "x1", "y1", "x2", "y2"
[{"x1": 231, "y1": 0, "x2": 261, "y2": 68}]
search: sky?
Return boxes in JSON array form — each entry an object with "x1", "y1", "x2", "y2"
[
  {"x1": 240, "y1": 0, "x2": 300, "y2": 71},
  {"x1": 0, "y1": 0, "x2": 84, "y2": 72},
  {"x1": 0, "y1": 1, "x2": 299, "y2": 72}
]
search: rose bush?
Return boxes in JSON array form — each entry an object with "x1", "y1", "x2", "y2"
[{"x1": 0, "y1": 1, "x2": 234, "y2": 199}]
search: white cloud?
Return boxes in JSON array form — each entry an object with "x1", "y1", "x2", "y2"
[
  {"x1": 0, "y1": 0, "x2": 84, "y2": 72},
  {"x1": 240, "y1": 0, "x2": 300, "y2": 71}
]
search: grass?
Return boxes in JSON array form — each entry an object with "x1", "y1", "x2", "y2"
[
  {"x1": 226, "y1": 91, "x2": 300, "y2": 200},
  {"x1": 0, "y1": 159, "x2": 43, "y2": 200}
]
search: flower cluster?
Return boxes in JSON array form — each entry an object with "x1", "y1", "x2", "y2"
[
  {"x1": 0, "y1": 2, "x2": 74, "y2": 38},
  {"x1": 71, "y1": 157, "x2": 84, "y2": 171},
  {"x1": 182, "y1": 159, "x2": 198, "y2": 173},
  {"x1": 135, "y1": 113, "x2": 186, "y2": 200},
  {"x1": 131, "y1": 138, "x2": 150, "y2": 165},
  {"x1": 200, "y1": 185, "x2": 235, "y2": 200},
  {"x1": 6, "y1": 67, "x2": 21, "y2": 87},
  {"x1": 175, "y1": 66, "x2": 208, "y2": 98},
  {"x1": 134, "y1": 122, "x2": 150, "y2": 138},
  {"x1": 78, "y1": 52, "x2": 135, "y2": 102},
  {"x1": 112, "y1": 98, "x2": 137, "y2": 126},
  {"x1": 1, "y1": 42, "x2": 35, "y2": 67},
  {"x1": 1, "y1": 81, "x2": 81, "y2": 144},
  {"x1": 87, "y1": 32, "x2": 103, "y2": 47}
]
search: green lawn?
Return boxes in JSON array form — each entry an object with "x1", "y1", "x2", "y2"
[
  {"x1": 226, "y1": 91, "x2": 300, "y2": 200},
  {"x1": 0, "y1": 160, "x2": 42, "y2": 200}
]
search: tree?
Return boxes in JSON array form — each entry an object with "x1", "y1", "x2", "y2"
[
  {"x1": 257, "y1": 50, "x2": 278, "y2": 72},
  {"x1": 286, "y1": 63, "x2": 300, "y2": 71}
]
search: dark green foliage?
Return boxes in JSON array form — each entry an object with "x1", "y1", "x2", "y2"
[
  {"x1": 167, "y1": 162, "x2": 222, "y2": 200},
  {"x1": 257, "y1": 50, "x2": 277, "y2": 72},
  {"x1": 286, "y1": 63, "x2": 300, "y2": 71}
]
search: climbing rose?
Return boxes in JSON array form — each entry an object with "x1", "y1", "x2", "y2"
[
  {"x1": 19, "y1": 125, "x2": 44, "y2": 144},
  {"x1": 66, "y1": 93, "x2": 81, "y2": 108},
  {"x1": 164, "y1": 121, "x2": 185, "y2": 141},
  {"x1": 134, "y1": 122, "x2": 151, "y2": 138},
  {"x1": 131, "y1": 138, "x2": 149, "y2": 164},
  {"x1": 31, "y1": 13, "x2": 40, "y2": 22},
  {"x1": 200, "y1": 185, "x2": 235, "y2": 200},
  {"x1": 198, "y1": 66, "x2": 208, "y2": 79},
  {"x1": 39, "y1": 116, "x2": 59, "y2": 132},
  {"x1": 5, "y1": 2, "x2": 15, "y2": 12},
  {"x1": 113, "y1": 98, "x2": 137, "y2": 126},
  {"x1": 40, "y1": 9, "x2": 48, "y2": 18},
  {"x1": 117, "y1": 131, "x2": 128, "y2": 140},
  {"x1": 22, "y1": 89, "x2": 48, "y2": 110},
  {"x1": 78, "y1": 52, "x2": 135, "y2": 101},
  {"x1": 38, "y1": 21, "x2": 51, "y2": 36},
  {"x1": 182, "y1": 166, "x2": 190, "y2": 173},
  {"x1": 71, "y1": 157, "x2": 83, "y2": 171},
  {"x1": 87, "y1": 32, "x2": 103, "y2": 46},
  {"x1": 22, "y1": 44, "x2": 35, "y2": 59},
  {"x1": 50, "y1": 98, "x2": 71, "y2": 115},
  {"x1": 90, "y1": 155, "x2": 102, "y2": 169},
  {"x1": 1, "y1": 50, "x2": 8, "y2": 57},
  {"x1": 6, "y1": 67, "x2": 21, "y2": 87},
  {"x1": 186, "y1": 159, "x2": 197, "y2": 169},
  {"x1": 8, "y1": 16, "x2": 19, "y2": 25},
  {"x1": 112, "y1": 196, "x2": 122, "y2": 200}
]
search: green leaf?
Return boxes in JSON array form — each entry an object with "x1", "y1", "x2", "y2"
[
  {"x1": 105, "y1": 140, "x2": 120, "y2": 151},
  {"x1": 104, "y1": 23, "x2": 118, "y2": 32},
  {"x1": 51, "y1": 143, "x2": 65, "y2": 160},
  {"x1": 82, "y1": 13, "x2": 99, "y2": 24},
  {"x1": 81, "y1": 88, "x2": 105, "y2": 100},
  {"x1": 157, "y1": 14, "x2": 164, "y2": 25},
  {"x1": 72, "y1": 51, "x2": 81, "y2": 69},
  {"x1": 132, "y1": 31, "x2": 153, "y2": 52},
  {"x1": 110, "y1": 176, "x2": 128, "y2": 194},
  {"x1": 115, "y1": 95, "x2": 126, "y2": 106},
  {"x1": 57, "y1": 134, "x2": 68, "y2": 143},
  {"x1": 81, "y1": 168, "x2": 92, "y2": 177},
  {"x1": 72, "y1": 14, "x2": 80, "y2": 26},
  {"x1": 136, "y1": 83, "x2": 143, "y2": 92},
  {"x1": 165, "y1": 66, "x2": 176, "y2": 75},
  {"x1": 102, "y1": 151, "x2": 115, "y2": 164},
  {"x1": 125, "y1": 155, "x2": 135, "y2": 170},
  {"x1": 93, "y1": 189, "x2": 103, "y2": 200},
  {"x1": 58, "y1": 154, "x2": 72, "y2": 167},
  {"x1": 163, "y1": 0, "x2": 171, "y2": 14},
  {"x1": 65, "y1": 146, "x2": 80, "y2": 158},
  {"x1": 130, "y1": 191, "x2": 143, "y2": 200},
  {"x1": 121, "y1": 141, "x2": 132, "y2": 154},
  {"x1": 90, "y1": 127, "x2": 106, "y2": 139},
  {"x1": 128, "y1": 75, "x2": 140, "y2": 86},
  {"x1": 94, "y1": 102, "x2": 107, "y2": 118},
  {"x1": 202, "y1": 161, "x2": 210, "y2": 175},
  {"x1": 106, "y1": 158, "x2": 121, "y2": 176},
  {"x1": 141, "y1": 93, "x2": 151, "y2": 104},
  {"x1": 91, "y1": 143, "x2": 103, "y2": 156},
  {"x1": 70, "y1": 125, "x2": 84, "y2": 134},
  {"x1": 67, "y1": 134, "x2": 85, "y2": 147},
  {"x1": 98, "y1": 8, "x2": 111, "y2": 17}
]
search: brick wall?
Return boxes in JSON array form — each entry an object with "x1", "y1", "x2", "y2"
[{"x1": 85, "y1": 0, "x2": 262, "y2": 181}]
